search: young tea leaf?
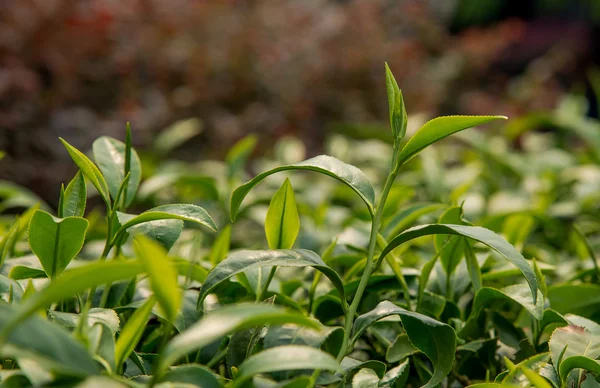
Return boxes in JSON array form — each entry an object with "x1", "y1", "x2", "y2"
[
  {"x1": 134, "y1": 236, "x2": 181, "y2": 323},
  {"x1": 385, "y1": 63, "x2": 407, "y2": 145},
  {"x1": 396, "y1": 115, "x2": 507, "y2": 166},
  {"x1": 208, "y1": 224, "x2": 231, "y2": 266},
  {"x1": 28, "y1": 210, "x2": 89, "y2": 278},
  {"x1": 60, "y1": 138, "x2": 111, "y2": 207},
  {"x1": 114, "y1": 296, "x2": 156, "y2": 370},
  {"x1": 230, "y1": 155, "x2": 375, "y2": 220},
  {"x1": 265, "y1": 178, "x2": 300, "y2": 250},
  {"x1": 61, "y1": 171, "x2": 87, "y2": 217},
  {"x1": 93, "y1": 135, "x2": 142, "y2": 208}
]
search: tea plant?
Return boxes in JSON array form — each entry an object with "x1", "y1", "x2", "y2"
[{"x1": 0, "y1": 64, "x2": 598, "y2": 388}]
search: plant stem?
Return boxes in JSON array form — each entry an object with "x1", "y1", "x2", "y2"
[
  {"x1": 336, "y1": 158, "x2": 400, "y2": 362},
  {"x1": 256, "y1": 266, "x2": 277, "y2": 301}
]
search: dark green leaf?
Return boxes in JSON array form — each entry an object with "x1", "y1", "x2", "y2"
[
  {"x1": 115, "y1": 204, "x2": 216, "y2": 243},
  {"x1": 472, "y1": 285, "x2": 544, "y2": 320},
  {"x1": 352, "y1": 300, "x2": 456, "y2": 388},
  {"x1": 0, "y1": 303, "x2": 100, "y2": 376},
  {"x1": 198, "y1": 249, "x2": 346, "y2": 308},
  {"x1": 159, "y1": 303, "x2": 321, "y2": 372},
  {"x1": 381, "y1": 224, "x2": 538, "y2": 304},
  {"x1": 233, "y1": 345, "x2": 341, "y2": 386}
]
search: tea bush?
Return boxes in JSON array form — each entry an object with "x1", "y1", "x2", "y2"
[{"x1": 0, "y1": 64, "x2": 598, "y2": 387}]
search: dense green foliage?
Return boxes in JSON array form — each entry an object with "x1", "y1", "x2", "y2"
[{"x1": 0, "y1": 65, "x2": 599, "y2": 387}]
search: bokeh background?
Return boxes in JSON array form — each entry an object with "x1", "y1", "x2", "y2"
[{"x1": 1, "y1": 0, "x2": 600, "y2": 204}]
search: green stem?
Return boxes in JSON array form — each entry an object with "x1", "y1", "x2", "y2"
[
  {"x1": 336, "y1": 157, "x2": 400, "y2": 362},
  {"x1": 256, "y1": 267, "x2": 277, "y2": 302}
]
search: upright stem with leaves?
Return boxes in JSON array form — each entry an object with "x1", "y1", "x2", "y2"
[{"x1": 336, "y1": 63, "x2": 407, "y2": 361}]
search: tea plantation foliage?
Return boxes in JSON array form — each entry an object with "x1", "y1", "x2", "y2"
[{"x1": 0, "y1": 65, "x2": 599, "y2": 387}]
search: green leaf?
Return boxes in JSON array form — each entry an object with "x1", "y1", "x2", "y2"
[
  {"x1": 352, "y1": 368, "x2": 381, "y2": 388},
  {"x1": 379, "y1": 359, "x2": 410, "y2": 387},
  {"x1": 396, "y1": 115, "x2": 507, "y2": 166},
  {"x1": 116, "y1": 213, "x2": 183, "y2": 251},
  {"x1": 114, "y1": 296, "x2": 156, "y2": 370},
  {"x1": 93, "y1": 136, "x2": 142, "y2": 207},
  {"x1": 233, "y1": 345, "x2": 341, "y2": 386},
  {"x1": 472, "y1": 285, "x2": 544, "y2": 320},
  {"x1": 559, "y1": 356, "x2": 600, "y2": 382},
  {"x1": 160, "y1": 364, "x2": 221, "y2": 388},
  {"x1": 209, "y1": 224, "x2": 231, "y2": 266},
  {"x1": 158, "y1": 303, "x2": 321, "y2": 372},
  {"x1": 61, "y1": 171, "x2": 87, "y2": 217},
  {"x1": 265, "y1": 178, "x2": 300, "y2": 250},
  {"x1": 382, "y1": 202, "x2": 446, "y2": 238},
  {"x1": 60, "y1": 138, "x2": 111, "y2": 207},
  {"x1": 352, "y1": 300, "x2": 456, "y2": 388},
  {"x1": 154, "y1": 118, "x2": 203, "y2": 155},
  {"x1": 198, "y1": 249, "x2": 346, "y2": 308},
  {"x1": 134, "y1": 236, "x2": 181, "y2": 322},
  {"x1": 28, "y1": 210, "x2": 89, "y2": 278},
  {"x1": 434, "y1": 207, "x2": 466, "y2": 276},
  {"x1": 114, "y1": 204, "x2": 217, "y2": 243},
  {"x1": 1, "y1": 260, "x2": 144, "y2": 337},
  {"x1": 549, "y1": 325, "x2": 600, "y2": 373},
  {"x1": 381, "y1": 224, "x2": 538, "y2": 304},
  {"x1": 547, "y1": 284, "x2": 600, "y2": 317},
  {"x1": 385, "y1": 63, "x2": 407, "y2": 144},
  {"x1": 8, "y1": 266, "x2": 47, "y2": 280},
  {"x1": 230, "y1": 155, "x2": 375, "y2": 221},
  {"x1": 386, "y1": 333, "x2": 418, "y2": 363},
  {"x1": 521, "y1": 366, "x2": 553, "y2": 388},
  {"x1": 49, "y1": 308, "x2": 120, "y2": 334},
  {"x1": 226, "y1": 134, "x2": 258, "y2": 179},
  {"x1": 0, "y1": 303, "x2": 100, "y2": 376},
  {"x1": 0, "y1": 219, "x2": 21, "y2": 267}
]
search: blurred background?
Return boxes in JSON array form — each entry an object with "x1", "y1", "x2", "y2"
[{"x1": 1, "y1": 0, "x2": 600, "y2": 205}]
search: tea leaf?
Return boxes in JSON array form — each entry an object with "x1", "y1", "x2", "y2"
[
  {"x1": 381, "y1": 223, "x2": 539, "y2": 304},
  {"x1": 114, "y1": 204, "x2": 217, "y2": 243},
  {"x1": 0, "y1": 303, "x2": 100, "y2": 376},
  {"x1": 60, "y1": 138, "x2": 111, "y2": 207},
  {"x1": 154, "y1": 118, "x2": 203, "y2": 155},
  {"x1": 2, "y1": 260, "x2": 144, "y2": 334},
  {"x1": 547, "y1": 284, "x2": 600, "y2": 317},
  {"x1": 559, "y1": 356, "x2": 600, "y2": 382},
  {"x1": 160, "y1": 364, "x2": 220, "y2": 387},
  {"x1": 134, "y1": 236, "x2": 181, "y2": 322},
  {"x1": 28, "y1": 210, "x2": 89, "y2": 278},
  {"x1": 385, "y1": 63, "x2": 407, "y2": 144},
  {"x1": 396, "y1": 115, "x2": 507, "y2": 166},
  {"x1": 233, "y1": 345, "x2": 341, "y2": 386},
  {"x1": 230, "y1": 155, "x2": 375, "y2": 220},
  {"x1": 114, "y1": 296, "x2": 156, "y2": 370},
  {"x1": 159, "y1": 303, "x2": 321, "y2": 371},
  {"x1": 265, "y1": 178, "x2": 300, "y2": 249},
  {"x1": 473, "y1": 285, "x2": 544, "y2": 320},
  {"x1": 93, "y1": 136, "x2": 142, "y2": 208},
  {"x1": 208, "y1": 224, "x2": 231, "y2": 266},
  {"x1": 352, "y1": 301, "x2": 456, "y2": 388},
  {"x1": 226, "y1": 134, "x2": 258, "y2": 179},
  {"x1": 198, "y1": 249, "x2": 346, "y2": 307},
  {"x1": 61, "y1": 171, "x2": 87, "y2": 217}
]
